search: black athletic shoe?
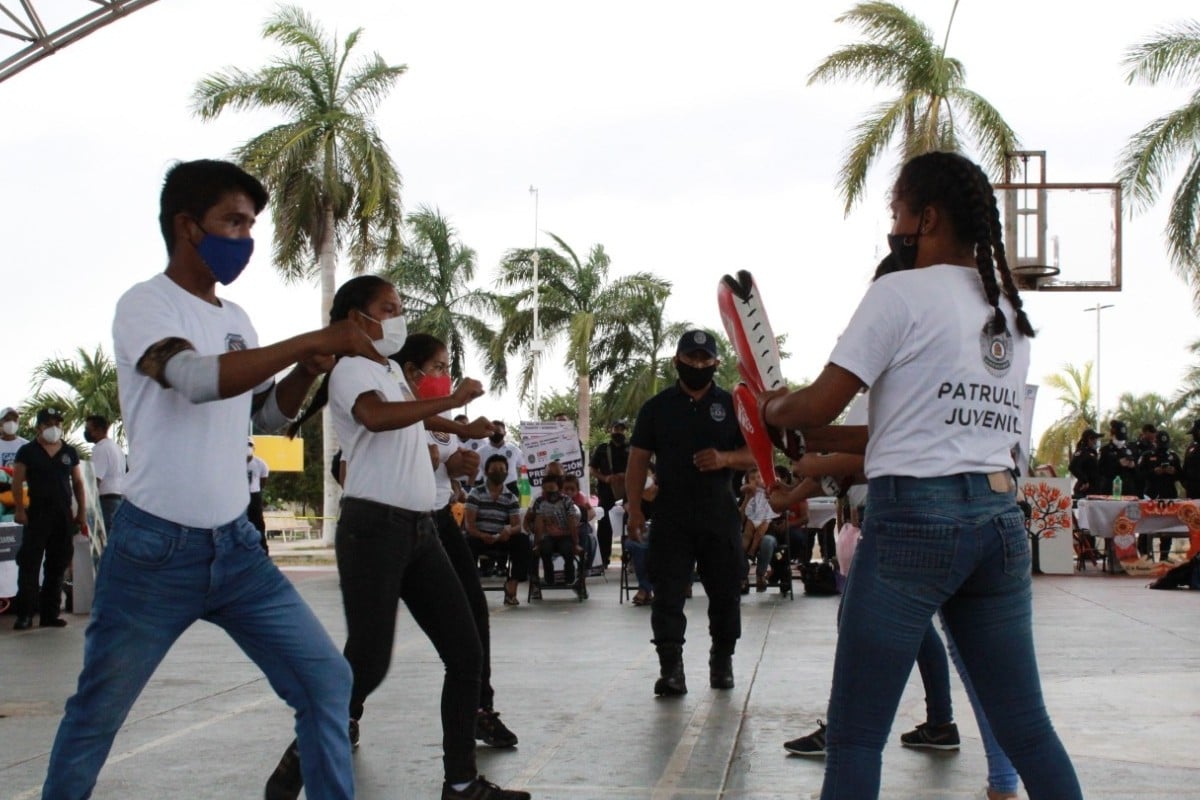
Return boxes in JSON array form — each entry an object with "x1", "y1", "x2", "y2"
[
  {"x1": 783, "y1": 720, "x2": 826, "y2": 756},
  {"x1": 14, "y1": 616, "x2": 33, "y2": 631},
  {"x1": 899, "y1": 721, "x2": 961, "y2": 750},
  {"x1": 475, "y1": 709, "x2": 519, "y2": 748},
  {"x1": 40, "y1": 617, "x2": 68, "y2": 628},
  {"x1": 441, "y1": 775, "x2": 531, "y2": 800},
  {"x1": 264, "y1": 739, "x2": 302, "y2": 800}
]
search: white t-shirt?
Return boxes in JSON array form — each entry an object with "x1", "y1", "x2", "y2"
[
  {"x1": 474, "y1": 440, "x2": 525, "y2": 485},
  {"x1": 745, "y1": 490, "x2": 778, "y2": 524},
  {"x1": 329, "y1": 356, "x2": 435, "y2": 512},
  {"x1": 429, "y1": 417, "x2": 462, "y2": 510},
  {"x1": 114, "y1": 274, "x2": 270, "y2": 527},
  {"x1": 829, "y1": 265, "x2": 1031, "y2": 479},
  {"x1": 0, "y1": 436, "x2": 28, "y2": 469},
  {"x1": 844, "y1": 393, "x2": 869, "y2": 508},
  {"x1": 90, "y1": 437, "x2": 126, "y2": 496},
  {"x1": 247, "y1": 455, "x2": 269, "y2": 493}
]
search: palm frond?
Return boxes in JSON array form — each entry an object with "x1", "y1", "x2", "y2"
[
  {"x1": 1115, "y1": 95, "x2": 1200, "y2": 212},
  {"x1": 1123, "y1": 21, "x2": 1200, "y2": 86},
  {"x1": 839, "y1": 96, "x2": 912, "y2": 212},
  {"x1": 1165, "y1": 148, "x2": 1200, "y2": 282}
]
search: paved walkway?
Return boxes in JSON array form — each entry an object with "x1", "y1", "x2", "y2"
[{"x1": 1, "y1": 564, "x2": 1197, "y2": 799}]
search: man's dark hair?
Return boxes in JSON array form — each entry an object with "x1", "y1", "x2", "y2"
[
  {"x1": 541, "y1": 473, "x2": 562, "y2": 488},
  {"x1": 159, "y1": 159, "x2": 269, "y2": 255},
  {"x1": 1142, "y1": 423, "x2": 1157, "y2": 434},
  {"x1": 454, "y1": 414, "x2": 469, "y2": 424},
  {"x1": 485, "y1": 454, "x2": 509, "y2": 471},
  {"x1": 85, "y1": 414, "x2": 109, "y2": 431}
]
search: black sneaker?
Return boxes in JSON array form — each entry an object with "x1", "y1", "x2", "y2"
[
  {"x1": 899, "y1": 721, "x2": 960, "y2": 750},
  {"x1": 264, "y1": 739, "x2": 303, "y2": 800},
  {"x1": 441, "y1": 775, "x2": 531, "y2": 800},
  {"x1": 349, "y1": 718, "x2": 360, "y2": 750},
  {"x1": 783, "y1": 720, "x2": 826, "y2": 756},
  {"x1": 475, "y1": 709, "x2": 519, "y2": 748},
  {"x1": 14, "y1": 616, "x2": 33, "y2": 631}
]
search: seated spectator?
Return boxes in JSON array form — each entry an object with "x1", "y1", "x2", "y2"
[
  {"x1": 625, "y1": 464, "x2": 658, "y2": 605},
  {"x1": 562, "y1": 474, "x2": 596, "y2": 588},
  {"x1": 530, "y1": 473, "x2": 583, "y2": 597},
  {"x1": 739, "y1": 467, "x2": 779, "y2": 592},
  {"x1": 464, "y1": 455, "x2": 532, "y2": 606}
]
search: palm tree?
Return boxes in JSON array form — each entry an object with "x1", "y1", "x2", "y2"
[
  {"x1": 592, "y1": 295, "x2": 689, "y2": 424},
  {"x1": 379, "y1": 206, "x2": 499, "y2": 380},
  {"x1": 26, "y1": 346, "x2": 121, "y2": 440},
  {"x1": 809, "y1": 1, "x2": 1020, "y2": 212},
  {"x1": 192, "y1": 5, "x2": 406, "y2": 540},
  {"x1": 492, "y1": 233, "x2": 670, "y2": 444},
  {"x1": 1176, "y1": 336, "x2": 1200, "y2": 415},
  {"x1": 1110, "y1": 391, "x2": 1186, "y2": 449},
  {"x1": 1035, "y1": 361, "x2": 1095, "y2": 475},
  {"x1": 1117, "y1": 19, "x2": 1200, "y2": 297}
]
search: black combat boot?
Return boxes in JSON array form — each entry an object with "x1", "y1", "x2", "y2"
[
  {"x1": 709, "y1": 644, "x2": 734, "y2": 690},
  {"x1": 654, "y1": 644, "x2": 687, "y2": 696}
]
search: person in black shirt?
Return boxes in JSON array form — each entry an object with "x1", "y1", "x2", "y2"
[
  {"x1": 589, "y1": 419, "x2": 629, "y2": 569},
  {"x1": 1183, "y1": 419, "x2": 1200, "y2": 499},
  {"x1": 1138, "y1": 430, "x2": 1182, "y2": 561},
  {"x1": 11, "y1": 408, "x2": 87, "y2": 630},
  {"x1": 1098, "y1": 420, "x2": 1139, "y2": 496},
  {"x1": 1068, "y1": 429, "x2": 1101, "y2": 499},
  {"x1": 624, "y1": 330, "x2": 754, "y2": 696}
]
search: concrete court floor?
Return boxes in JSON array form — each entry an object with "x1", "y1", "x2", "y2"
[{"x1": 1, "y1": 564, "x2": 1197, "y2": 800}]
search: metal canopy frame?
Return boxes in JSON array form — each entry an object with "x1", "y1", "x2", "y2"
[{"x1": 0, "y1": 0, "x2": 160, "y2": 84}]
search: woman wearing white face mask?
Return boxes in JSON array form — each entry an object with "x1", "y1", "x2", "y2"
[
  {"x1": 10, "y1": 408, "x2": 88, "y2": 630},
  {"x1": 264, "y1": 276, "x2": 531, "y2": 800}
]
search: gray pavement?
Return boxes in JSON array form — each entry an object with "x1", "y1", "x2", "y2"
[{"x1": 1, "y1": 559, "x2": 1198, "y2": 799}]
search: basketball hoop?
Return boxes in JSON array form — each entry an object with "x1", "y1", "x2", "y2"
[{"x1": 1011, "y1": 263, "x2": 1060, "y2": 291}]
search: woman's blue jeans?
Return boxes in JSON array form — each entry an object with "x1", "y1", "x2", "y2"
[
  {"x1": 42, "y1": 502, "x2": 354, "y2": 800},
  {"x1": 821, "y1": 473, "x2": 1082, "y2": 800}
]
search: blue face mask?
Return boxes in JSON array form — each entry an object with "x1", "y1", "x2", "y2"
[{"x1": 194, "y1": 222, "x2": 254, "y2": 285}]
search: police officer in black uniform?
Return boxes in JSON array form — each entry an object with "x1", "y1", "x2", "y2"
[
  {"x1": 589, "y1": 419, "x2": 629, "y2": 569},
  {"x1": 624, "y1": 330, "x2": 754, "y2": 697},
  {"x1": 1098, "y1": 420, "x2": 1139, "y2": 497},
  {"x1": 1183, "y1": 419, "x2": 1200, "y2": 500},
  {"x1": 1137, "y1": 429, "x2": 1182, "y2": 561},
  {"x1": 1068, "y1": 429, "x2": 1102, "y2": 500}
]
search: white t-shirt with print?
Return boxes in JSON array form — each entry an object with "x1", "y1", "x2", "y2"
[
  {"x1": 329, "y1": 356, "x2": 435, "y2": 512},
  {"x1": 428, "y1": 417, "x2": 462, "y2": 511},
  {"x1": 114, "y1": 274, "x2": 270, "y2": 528},
  {"x1": 475, "y1": 440, "x2": 525, "y2": 485},
  {"x1": 829, "y1": 265, "x2": 1031, "y2": 479},
  {"x1": 0, "y1": 436, "x2": 28, "y2": 470},
  {"x1": 247, "y1": 455, "x2": 269, "y2": 493},
  {"x1": 90, "y1": 437, "x2": 126, "y2": 496}
]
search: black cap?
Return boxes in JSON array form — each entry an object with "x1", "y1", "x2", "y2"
[
  {"x1": 611, "y1": 419, "x2": 628, "y2": 430},
  {"x1": 35, "y1": 408, "x2": 64, "y2": 425},
  {"x1": 1082, "y1": 428, "x2": 1100, "y2": 440},
  {"x1": 676, "y1": 329, "x2": 718, "y2": 359}
]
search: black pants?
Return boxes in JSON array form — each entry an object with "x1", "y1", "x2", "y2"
[
  {"x1": 434, "y1": 505, "x2": 495, "y2": 711},
  {"x1": 791, "y1": 523, "x2": 836, "y2": 565},
  {"x1": 1138, "y1": 533, "x2": 1172, "y2": 560},
  {"x1": 15, "y1": 505, "x2": 72, "y2": 622},
  {"x1": 596, "y1": 504, "x2": 617, "y2": 567},
  {"x1": 336, "y1": 497, "x2": 482, "y2": 783},
  {"x1": 466, "y1": 530, "x2": 532, "y2": 582},
  {"x1": 539, "y1": 536, "x2": 577, "y2": 585},
  {"x1": 647, "y1": 503, "x2": 742, "y2": 653}
]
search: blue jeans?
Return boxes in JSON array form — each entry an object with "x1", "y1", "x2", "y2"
[
  {"x1": 625, "y1": 536, "x2": 653, "y2": 592},
  {"x1": 821, "y1": 473, "x2": 1081, "y2": 800},
  {"x1": 43, "y1": 502, "x2": 353, "y2": 800},
  {"x1": 915, "y1": 623, "x2": 952, "y2": 726},
  {"x1": 753, "y1": 532, "x2": 777, "y2": 579},
  {"x1": 940, "y1": 614, "x2": 1020, "y2": 795}
]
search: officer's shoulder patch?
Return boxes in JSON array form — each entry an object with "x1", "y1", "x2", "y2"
[{"x1": 710, "y1": 403, "x2": 727, "y2": 422}]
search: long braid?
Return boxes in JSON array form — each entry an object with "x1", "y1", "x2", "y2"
[
  {"x1": 982, "y1": 181, "x2": 1036, "y2": 337},
  {"x1": 952, "y1": 156, "x2": 1009, "y2": 336}
]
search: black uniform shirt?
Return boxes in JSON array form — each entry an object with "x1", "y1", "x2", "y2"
[
  {"x1": 1137, "y1": 448, "x2": 1182, "y2": 499},
  {"x1": 1182, "y1": 441, "x2": 1200, "y2": 498},
  {"x1": 590, "y1": 439, "x2": 629, "y2": 508},
  {"x1": 14, "y1": 440, "x2": 79, "y2": 512},
  {"x1": 1068, "y1": 446, "x2": 1101, "y2": 498},
  {"x1": 630, "y1": 383, "x2": 744, "y2": 511},
  {"x1": 1098, "y1": 440, "x2": 1138, "y2": 495}
]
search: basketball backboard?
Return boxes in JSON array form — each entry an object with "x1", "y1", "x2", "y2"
[{"x1": 994, "y1": 151, "x2": 1122, "y2": 291}]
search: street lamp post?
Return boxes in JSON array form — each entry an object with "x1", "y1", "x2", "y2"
[
  {"x1": 1084, "y1": 303, "x2": 1114, "y2": 429},
  {"x1": 529, "y1": 186, "x2": 543, "y2": 416}
]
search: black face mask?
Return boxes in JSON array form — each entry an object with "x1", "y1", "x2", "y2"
[
  {"x1": 489, "y1": 433, "x2": 504, "y2": 445},
  {"x1": 83, "y1": 430, "x2": 96, "y2": 444},
  {"x1": 676, "y1": 361, "x2": 716, "y2": 391},
  {"x1": 886, "y1": 229, "x2": 921, "y2": 271},
  {"x1": 487, "y1": 471, "x2": 506, "y2": 485},
  {"x1": 610, "y1": 433, "x2": 626, "y2": 446}
]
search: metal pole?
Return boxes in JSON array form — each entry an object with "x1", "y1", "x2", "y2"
[
  {"x1": 1085, "y1": 303, "x2": 1114, "y2": 430},
  {"x1": 529, "y1": 186, "x2": 541, "y2": 416}
]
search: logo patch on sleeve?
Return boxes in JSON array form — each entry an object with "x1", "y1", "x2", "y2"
[
  {"x1": 979, "y1": 326, "x2": 1013, "y2": 377},
  {"x1": 225, "y1": 334, "x2": 248, "y2": 352}
]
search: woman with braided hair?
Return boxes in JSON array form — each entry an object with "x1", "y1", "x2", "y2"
[{"x1": 760, "y1": 151, "x2": 1082, "y2": 799}]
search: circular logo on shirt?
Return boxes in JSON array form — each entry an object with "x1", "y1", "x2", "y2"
[
  {"x1": 979, "y1": 325, "x2": 1013, "y2": 377},
  {"x1": 431, "y1": 431, "x2": 451, "y2": 444},
  {"x1": 60, "y1": 454, "x2": 73, "y2": 465},
  {"x1": 710, "y1": 403, "x2": 726, "y2": 422},
  {"x1": 225, "y1": 333, "x2": 248, "y2": 352}
]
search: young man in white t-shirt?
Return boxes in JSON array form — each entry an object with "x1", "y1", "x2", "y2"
[
  {"x1": 43, "y1": 160, "x2": 382, "y2": 800},
  {"x1": 0, "y1": 405, "x2": 27, "y2": 470},
  {"x1": 83, "y1": 414, "x2": 126, "y2": 537}
]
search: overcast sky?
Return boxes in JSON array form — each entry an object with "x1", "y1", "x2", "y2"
[{"x1": 2, "y1": 0, "x2": 1198, "y2": 448}]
